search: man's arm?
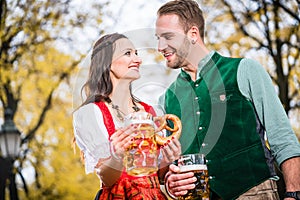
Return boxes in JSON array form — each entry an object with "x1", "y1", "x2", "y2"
[
  {"x1": 281, "y1": 157, "x2": 300, "y2": 191},
  {"x1": 237, "y1": 58, "x2": 300, "y2": 199},
  {"x1": 237, "y1": 58, "x2": 300, "y2": 164}
]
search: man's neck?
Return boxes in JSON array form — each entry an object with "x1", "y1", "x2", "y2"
[{"x1": 183, "y1": 44, "x2": 210, "y2": 81}]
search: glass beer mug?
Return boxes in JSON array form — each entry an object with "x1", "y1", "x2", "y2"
[
  {"x1": 124, "y1": 111, "x2": 182, "y2": 176},
  {"x1": 178, "y1": 153, "x2": 210, "y2": 200}
]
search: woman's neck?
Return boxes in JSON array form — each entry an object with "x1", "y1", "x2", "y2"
[{"x1": 110, "y1": 80, "x2": 133, "y2": 115}]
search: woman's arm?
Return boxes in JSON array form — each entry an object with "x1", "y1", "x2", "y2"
[
  {"x1": 95, "y1": 156, "x2": 123, "y2": 187},
  {"x1": 97, "y1": 125, "x2": 138, "y2": 186}
]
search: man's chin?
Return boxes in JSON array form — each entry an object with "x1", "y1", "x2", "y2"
[
  {"x1": 167, "y1": 63, "x2": 180, "y2": 69},
  {"x1": 165, "y1": 60, "x2": 177, "y2": 68}
]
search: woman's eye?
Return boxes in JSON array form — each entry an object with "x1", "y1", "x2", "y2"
[
  {"x1": 135, "y1": 51, "x2": 138, "y2": 56},
  {"x1": 125, "y1": 51, "x2": 131, "y2": 56}
]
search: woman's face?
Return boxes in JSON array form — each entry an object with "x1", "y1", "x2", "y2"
[{"x1": 110, "y1": 38, "x2": 142, "y2": 80}]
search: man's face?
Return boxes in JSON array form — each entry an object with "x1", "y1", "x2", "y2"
[{"x1": 155, "y1": 14, "x2": 191, "y2": 69}]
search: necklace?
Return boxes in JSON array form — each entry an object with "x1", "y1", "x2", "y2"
[
  {"x1": 109, "y1": 99, "x2": 140, "y2": 121},
  {"x1": 111, "y1": 104, "x2": 126, "y2": 121}
]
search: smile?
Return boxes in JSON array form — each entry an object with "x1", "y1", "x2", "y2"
[
  {"x1": 164, "y1": 52, "x2": 174, "y2": 57},
  {"x1": 129, "y1": 66, "x2": 139, "y2": 71}
]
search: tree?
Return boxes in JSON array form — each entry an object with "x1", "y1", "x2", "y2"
[
  {"x1": 202, "y1": 0, "x2": 299, "y2": 115},
  {"x1": 0, "y1": 0, "x2": 106, "y2": 198}
]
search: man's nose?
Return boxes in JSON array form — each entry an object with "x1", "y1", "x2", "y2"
[{"x1": 157, "y1": 38, "x2": 168, "y2": 52}]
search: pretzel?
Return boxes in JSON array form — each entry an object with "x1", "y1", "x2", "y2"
[{"x1": 155, "y1": 114, "x2": 182, "y2": 146}]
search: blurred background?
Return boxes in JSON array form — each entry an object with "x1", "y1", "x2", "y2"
[{"x1": 0, "y1": 0, "x2": 299, "y2": 199}]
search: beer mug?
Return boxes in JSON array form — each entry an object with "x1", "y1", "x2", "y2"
[
  {"x1": 124, "y1": 111, "x2": 182, "y2": 176},
  {"x1": 178, "y1": 153, "x2": 210, "y2": 200}
]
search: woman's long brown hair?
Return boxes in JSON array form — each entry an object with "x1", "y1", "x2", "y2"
[{"x1": 73, "y1": 33, "x2": 140, "y2": 163}]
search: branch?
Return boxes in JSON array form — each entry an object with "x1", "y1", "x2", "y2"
[
  {"x1": 287, "y1": 38, "x2": 300, "y2": 72},
  {"x1": 223, "y1": 0, "x2": 269, "y2": 50},
  {"x1": 17, "y1": 169, "x2": 29, "y2": 196},
  {"x1": 290, "y1": 103, "x2": 300, "y2": 111},
  {"x1": 273, "y1": 3, "x2": 285, "y2": 80},
  {"x1": 290, "y1": 88, "x2": 299, "y2": 100},
  {"x1": 274, "y1": 0, "x2": 300, "y2": 23},
  {"x1": 7, "y1": 35, "x2": 56, "y2": 65},
  {"x1": 0, "y1": 0, "x2": 7, "y2": 32},
  {"x1": 3, "y1": 80, "x2": 19, "y2": 117},
  {"x1": 21, "y1": 59, "x2": 81, "y2": 144},
  {"x1": 21, "y1": 86, "x2": 53, "y2": 143},
  {"x1": 262, "y1": 0, "x2": 275, "y2": 57}
]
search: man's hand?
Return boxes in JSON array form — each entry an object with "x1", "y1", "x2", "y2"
[{"x1": 165, "y1": 164, "x2": 197, "y2": 197}]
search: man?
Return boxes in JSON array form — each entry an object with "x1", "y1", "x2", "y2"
[{"x1": 155, "y1": 0, "x2": 300, "y2": 199}]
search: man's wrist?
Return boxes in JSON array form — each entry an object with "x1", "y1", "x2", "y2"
[{"x1": 284, "y1": 191, "x2": 300, "y2": 200}]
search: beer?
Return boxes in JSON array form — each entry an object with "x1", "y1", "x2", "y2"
[
  {"x1": 123, "y1": 111, "x2": 182, "y2": 176},
  {"x1": 178, "y1": 154, "x2": 210, "y2": 200},
  {"x1": 124, "y1": 123, "x2": 158, "y2": 176}
]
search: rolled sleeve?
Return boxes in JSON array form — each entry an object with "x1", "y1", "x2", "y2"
[
  {"x1": 73, "y1": 103, "x2": 111, "y2": 173},
  {"x1": 237, "y1": 58, "x2": 300, "y2": 166}
]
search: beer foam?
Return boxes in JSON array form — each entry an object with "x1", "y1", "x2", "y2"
[
  {"x1": 179, "y1": 164, "x2": 207, "y2": 172},
  {"x1": 130, "y1": 119, "x2": 154, "y2": 125}
]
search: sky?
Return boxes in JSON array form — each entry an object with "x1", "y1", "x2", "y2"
[{"x1": 101, "y1": 0, "x2": 167, "y2": 33}]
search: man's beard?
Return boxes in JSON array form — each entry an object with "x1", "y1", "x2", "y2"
[
  {"x1": 167, "y1": 54, "x2": 185, "y2": 69},
  {"x1": 167, "y1": 37, "x2": 190, "y2": 69}
]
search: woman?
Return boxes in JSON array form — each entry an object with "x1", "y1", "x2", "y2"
[{"x1": 73, "y1": 33, "x2": 181, "y2": 199}]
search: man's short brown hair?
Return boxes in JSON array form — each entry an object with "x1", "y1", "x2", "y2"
[{"x1": 157, "y1": 0, "x2": 205, "y2": 39}]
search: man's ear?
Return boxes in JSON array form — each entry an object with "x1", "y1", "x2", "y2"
[{"x1": 187, "y1": 26, "x2": 199, "y2": 44}]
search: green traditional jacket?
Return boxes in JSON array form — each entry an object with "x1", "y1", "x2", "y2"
[{"x1": 163, "y1": 52, "x2": 275, "y2": 200}]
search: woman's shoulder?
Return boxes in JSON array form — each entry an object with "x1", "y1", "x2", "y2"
[{"x1": 73, "y1": 103, "x2": 100, "y2": 120}]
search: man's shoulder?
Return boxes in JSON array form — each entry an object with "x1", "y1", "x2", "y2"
[{"x1": 166, "y1": 75, "x2": 183, "y2": 91}]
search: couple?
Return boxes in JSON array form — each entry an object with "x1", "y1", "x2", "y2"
[{"x1": 73, "y1": 0, "x2": 300, "y2": 200}]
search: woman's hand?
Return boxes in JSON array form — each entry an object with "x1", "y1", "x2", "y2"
[
  {"x1": 109, "y1": 124, "x2": 137, "y2": 159},
  {"x1": 161, "y1": 137, "x2": 181, "y2": 163}
]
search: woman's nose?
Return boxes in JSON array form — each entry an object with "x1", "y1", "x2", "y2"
[{"x1": 133, "y1": 54, "x2": 142, "y2": 65}]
